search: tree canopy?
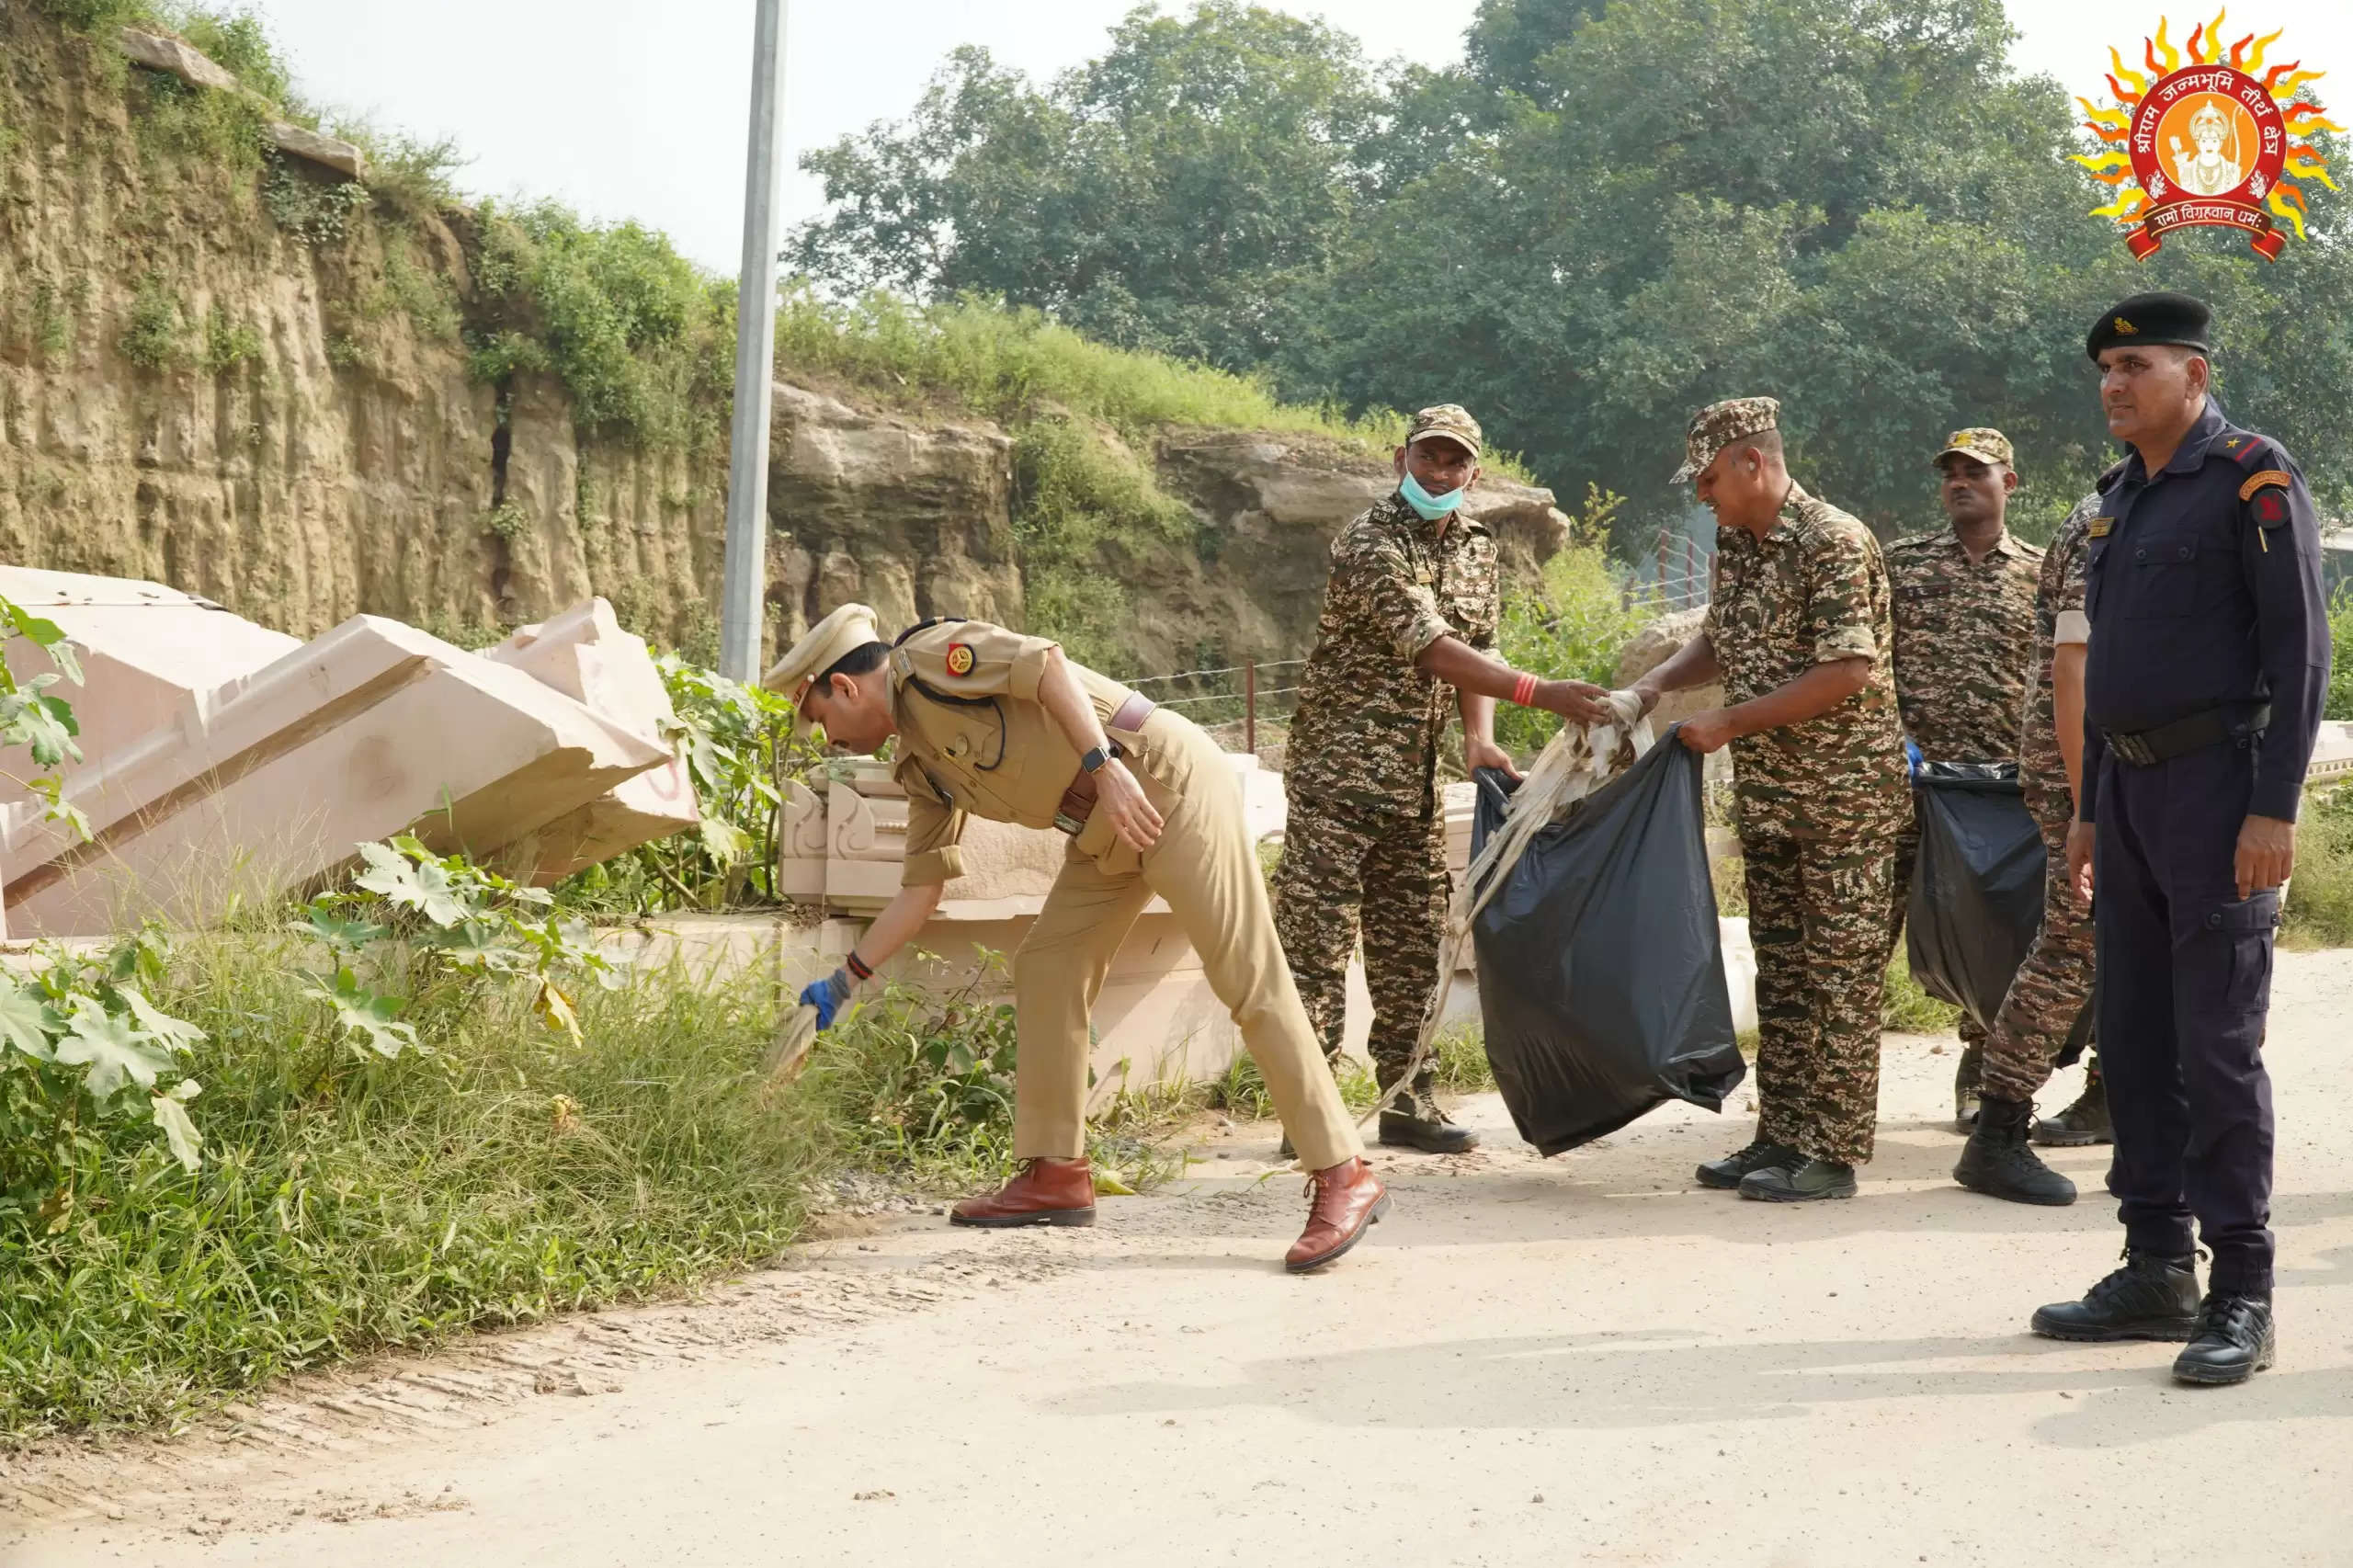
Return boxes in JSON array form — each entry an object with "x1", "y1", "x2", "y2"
[{"x1": 790, "y1": 0, "x2": 2353, "y2": 545}]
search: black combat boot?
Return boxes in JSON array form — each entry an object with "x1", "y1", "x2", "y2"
[
  {"x1": 2172, "y1": 1292, "x2": 2276, "y2": 1385},
  {"x1": 2029, "y1": 1249, "x2": 2200, "y2": 1341},
  {"x1": 1737, "y1": 1156, "x2": 1857, "y2": 1201},
  {"x1": 1953, "y1": 1041, "x2": 1983, "y2": 1131},
  {"x1": 1954, "y1": 1095, "x2": 2077, "y2": 1206},
  {"x1": 2032, "y1": 1070, "x2": 2113, "y2": 1147},
  {"x1": 1377, "y1": 1087, "x2": 1478, "y2": 1154},
  {"x1": 1696, "y1": 1139, "x2": 1798, "y2": 1190}
]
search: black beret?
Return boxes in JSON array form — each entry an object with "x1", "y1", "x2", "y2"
[{"x1": 2086, "y1": 291, "x2": 2213, "y2": 361}]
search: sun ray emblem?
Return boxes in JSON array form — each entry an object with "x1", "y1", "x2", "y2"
[{"x1": 2073, "y1": 11, "x2": 2339, "y2": 259}]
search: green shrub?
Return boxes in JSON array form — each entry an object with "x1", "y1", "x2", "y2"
[
  {"x1": 116, "y1": 275, "x2": 187, "y2": 369},
  {"x1": 2284, "y1": 787, "x2": 2353, "y2": 949},
  {"x1": 2326, "y1": 582, "x2": 2353, "y2": 722},
  {"x1": 1495, "y1": 486, "x2": 1657, "y2": 756},
  {"x1": 466, "y1": 200, "x2": 735, "y2": 448},
  {"x1": 553, "y1": 654, "x2": 819, "y2": 915},
  {"x1": 199, "y1": 303, "x2": 260, "y2": 372},
  {"x1": 262, "y1": 153, "x2": 371, "y2": 245}
]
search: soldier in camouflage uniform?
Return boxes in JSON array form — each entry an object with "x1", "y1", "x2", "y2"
[
  {"x1": 1277, "y1": 404, "x2": 1607, "y2": 1152},
  {"x1": 1884, "y1": 428, "x2": 2045, "y2": 1129},
  {"x1": 1952, "y1": 490, "x2": 2109, "y2": 1204},
  {"x1": 1633, "y1": 397, "x2": 1910, "y2": 1201}
]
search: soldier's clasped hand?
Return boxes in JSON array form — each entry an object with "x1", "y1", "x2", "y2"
[{"x1": 1535, "y1": 678, "x2": 1610, "y2": 724}]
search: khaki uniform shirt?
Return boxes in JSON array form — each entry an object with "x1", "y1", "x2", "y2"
[
  {"x1": 1287, "y1": 491, "x2": 1502, "y2": 818},
  {"x1": 2015, "y1": 494, "x2": 2100, "y2": 821},
  {"x1": 886, "y1": 620, "x2": 1141, "y2": 885},
  {"x1": 1704, "y1": 483, "x2": 1909, "y2": 840},
  {"x1": 1885, "y1": 526, "x2": 2043, "y2": 764}
]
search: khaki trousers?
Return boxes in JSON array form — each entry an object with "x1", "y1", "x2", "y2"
[{"x1": 1011, "y1": 713, "x2": 1362, "y2": 1170}]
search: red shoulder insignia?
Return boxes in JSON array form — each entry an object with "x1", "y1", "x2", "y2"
[
  {"x1": 943, "y1": 642, "x2": 976, "y2": 676},
  {"x1": 2251, "y1": 490, "x2": 2290, "y2": 527}
]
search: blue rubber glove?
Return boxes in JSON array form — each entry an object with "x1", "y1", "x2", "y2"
[
  {"x1": 798, "y1": 967, "x2": 853, "y2": 1031},
  {"x1": 1904, "y1": 735, "x2": 1923, "y2": 778}
]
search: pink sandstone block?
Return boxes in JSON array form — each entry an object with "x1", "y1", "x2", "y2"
[
  {"x1": 0, "y1": 566, "x2": 301, "y2": 808},
  {"x1": 1, "y1": 616, "x2": 672, "y2": 938},
  {"x1": 481, "y1": 599, "x2": 700, "y2": 883}
]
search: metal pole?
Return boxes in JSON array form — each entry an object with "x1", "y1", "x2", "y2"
[
  {"x1": 717, "y1": 0, "x2": 788, "y2": 683},
  {"x1": 1245, "y1": 663, "x2": 1257, "y2": 756}
]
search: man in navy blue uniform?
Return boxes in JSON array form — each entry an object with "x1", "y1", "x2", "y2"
[{"x1": 2029, "y1": 292, "x2": 2329, "y2": 1385}]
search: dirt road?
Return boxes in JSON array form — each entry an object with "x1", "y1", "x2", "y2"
[{"x1": 7, "y1": 953, "x2": 2350, "y2": 1568}]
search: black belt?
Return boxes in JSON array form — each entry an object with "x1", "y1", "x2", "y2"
[{"x1": 2101, "y1": 702, "x2": 2268, "y2": 767}]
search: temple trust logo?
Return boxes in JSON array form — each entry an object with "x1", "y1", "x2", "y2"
[{"x1": 2073, "y1": 13, "x2": 2340, "y2": 260}]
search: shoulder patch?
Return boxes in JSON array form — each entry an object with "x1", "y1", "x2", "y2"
[
  {"x1": 942, "y1": 642, "x2": 976, "y2": 676},
  {"x1": 2238, "y1": 469, "x2": 2293, "y2": 504},
  {"x1": 2250, "y1": 489, "x2": 2291, "y2": 527}
]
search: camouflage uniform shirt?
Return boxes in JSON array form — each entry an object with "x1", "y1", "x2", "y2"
[
  {"x1": 2015, "y1": 494, "x2": 2101, "y2": 815},
  {"x1": 1886, "y1": 526, "x2": 2043, "y2": 764},
  {"x1": 1287, "y1": 491, "x2": 1501, "y2": 816},
  {"x1": 1704, "y1": 483, "x2": 1909, "y2": 840}
]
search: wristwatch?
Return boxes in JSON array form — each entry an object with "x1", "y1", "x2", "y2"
[{"x1": 1079, "y1": 744, "x2": 1116, "y2": 774}]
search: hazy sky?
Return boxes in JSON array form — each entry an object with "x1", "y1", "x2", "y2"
[{"x1": 241, "y1": 1, "x2": 2353, "y2": 272}]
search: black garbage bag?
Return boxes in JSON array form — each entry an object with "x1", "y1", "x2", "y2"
[
  {"x1": 1904, "y1": 761, "x2": 2046, "y2": 1032},
  {"x1": 1470, "y1": 738, "x2": 1746, "y2": 1157}
]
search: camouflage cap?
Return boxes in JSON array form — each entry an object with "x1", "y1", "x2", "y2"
[
  {"x1": 1671, "y1": 396, "x2": 1779, "y2": 484},
  {"x1": 1932, "y1": 427, "x2": 2015, "y2": 470},
  {"x1": 761, "y1": 602, "x2": 882, "y2": 735},
  {"x1": 1405, "y1": 403, "x2": 1483, "y2": 460}
]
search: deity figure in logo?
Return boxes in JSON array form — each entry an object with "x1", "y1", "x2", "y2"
[{"x1": 2169, "y1": 99, "x2": 2244, "y2": 195}]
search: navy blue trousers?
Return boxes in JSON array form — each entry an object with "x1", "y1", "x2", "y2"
[{"x1": 2093, "y1": 741, "x2": 2279, "y2": 1296}]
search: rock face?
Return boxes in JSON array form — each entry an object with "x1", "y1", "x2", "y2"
[
  {"x1": 0, "y1": 7, "x2": 1568, "y2": 686},
  {"x1": 1614, "y1": 606, "x2": 1725, "y2": 727}
]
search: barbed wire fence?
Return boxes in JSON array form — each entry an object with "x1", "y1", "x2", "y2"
[
  {"x1": 1118, "y1": 658, "x2": 1306, "y2": 759},
  {"x1": 1638, "y1": 527, "x2": 1714, "y2": 612}
]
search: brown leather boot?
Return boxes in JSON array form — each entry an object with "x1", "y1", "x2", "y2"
[
  {"x1": 1284, "y1": 1157, "x2": 1390, "y2": 1273},
  {"x1": 949, "y1": 1158, "x2": 1097, "y2": 1228}
]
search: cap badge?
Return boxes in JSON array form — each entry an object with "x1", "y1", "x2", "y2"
[
  {"x1": 2114, "y1": 317, "x2": 2138, "y2": 334},
  {"x1": 944, "y1": 642, "x2": 976, "y2": 676}
]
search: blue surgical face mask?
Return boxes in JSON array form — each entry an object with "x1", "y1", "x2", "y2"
[{"x1": 1399, "y1": 470, "x2": 1467, "y2": 521}]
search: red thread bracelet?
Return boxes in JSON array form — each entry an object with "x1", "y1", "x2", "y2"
[
  {"x1": 1511, "y1": 672, "x2": 1537, "y2": 707},
  {"x1": 845, "y1": 950, "x2": 873, "y2": 983}
]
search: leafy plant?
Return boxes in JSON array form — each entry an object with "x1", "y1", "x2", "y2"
[
  {"x1": 117, "y1": 275, "x2": 188, "y2": 369},
  {"x1": 300, "y1": 835, "x2": 620, "y2": 1063},
  {"x1": 199, "y1": 303, "x2": 261, "y2": 372},
  {"x1": 2326, "y1": 582, "x2": 2353, "y2": 723},
  {"x1": 1, "y1": 929, "x2": 208, "y2": 1237},
  {"x1": 262, "y1": 152, "x2": 370, "y2": 245},
  {"x1": 1495, "y1": 485, "x2": 1657, "y2": 756},
  {"x1": 555, "y1": 655, "x2": 820, "y2": 914},
  {"x1": 0, "y1": 593, "x2": 92, "y2": 838}
]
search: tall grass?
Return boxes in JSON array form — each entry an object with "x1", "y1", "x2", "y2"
[
  {"x1": 0, "y1": 925, "x2": 819, "y2": 1441},
  {"x1": 779, "y1": 290, "x2": 1384, "y2": 450}
]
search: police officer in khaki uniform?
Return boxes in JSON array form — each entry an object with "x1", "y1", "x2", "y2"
[{"x1": 766, "y1": 605, "x2": 1389, "y2": 1273}]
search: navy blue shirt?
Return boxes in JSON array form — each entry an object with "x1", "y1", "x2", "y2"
[{"x1": 2081, "y1": 399, "x2": 2330, "y2": 823}]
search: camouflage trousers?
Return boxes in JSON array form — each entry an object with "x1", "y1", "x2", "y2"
[
  {"x1": 1888, "y1": 817, "x2": 1987, "y2": 1051},
  {"x1": 1747, "y1": 831, "x2": 1897, "y2": 1165},
  {"x1": 1982, "y1": 790, "x2": 2097, "y2": 1103},
  {"x1": 1271, "y1": 802, "x2": 1448, "y2": 1106}
]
